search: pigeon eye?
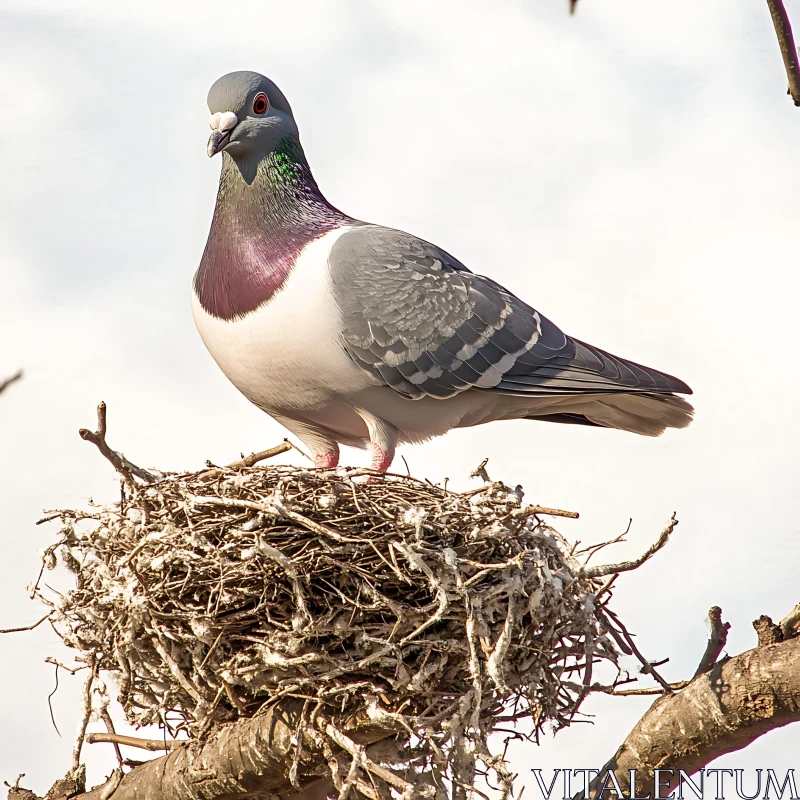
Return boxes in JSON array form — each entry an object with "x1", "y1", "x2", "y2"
[{"x1": 252, "y1": 92, "x2": 269, "y2": 115}]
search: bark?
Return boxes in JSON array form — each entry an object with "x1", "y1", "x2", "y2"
[{"x1": 580, "y1": 636, "x2": 800, "y2": 799}]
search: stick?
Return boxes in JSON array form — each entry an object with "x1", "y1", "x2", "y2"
[
  {"x1": 201, "y1": 441, "x2": 295, "y2": 478},
  {"x1": 0, "y1": 612, "x2": 52, "y2": 634},
  {"x1": 44, "y1": 658, "x2": 86, "y2": 674},
  {"x1": 514, "y1": 505, "x2": 580, "y2": 520},
  {"x1": 470, "y1": 459, "x2": 491, "y2": 482},
  {"x1": 607, "y1": 681, "x2": 689, "y2": 696},
  {"x1": 693, "y1": 606, "x2": 730, "y2": 677},
  {"x1": 581, "y1": 513, "x2": 677, "y2": 578},
  {"x1": 99, "y1": 710, "x2": 124, "y2": 765},
  {"x1": 0, "y1": 369, "x2": 22, "y2": 396},
  {"x1": 79, "y1": 402, "x2": 159, "y2": 484},
  {"x1": 600, "y1": 607, "x2": 674, "y2": 693},
  {"x1": 72, "y1": 661, "x2": 95, "y2": 770},
  {"x1": 228, "y1": 441, "x2": 293, "y2": 468},
  {"x1": 318, "y1": 719, "x2": 414, "y2": 794},
  {"x1": 766, "y1": 0, "x2": 800, "y2": 105},
  {"x1": 85, "y1": 732, "x2": 185, "y2": 752}
]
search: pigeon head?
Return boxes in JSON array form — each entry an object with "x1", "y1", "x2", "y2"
[{"x1": 206, "y1": 71, "x2": 297, "y2": 165}]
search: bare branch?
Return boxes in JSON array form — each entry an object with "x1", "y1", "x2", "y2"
[
  {"x1": 72, "y1": 662, "x2": 95, "y2": 771},
  {"x1": 599, "y1": 607, "x2": 674, "y2": 693},
  {"x1": 766, "y1": 0, "x2": 800, "y2": 105},
  {"x1": 603, "y1": 681, "x2": 689, "y2": 697},
  {"x1": 199, "y1": 441, "x2": 294, "y2": 479},
  {"x1": 470, "y1": 458, "x2": 491, "y2": 482},
  {"x1": 581, "y1": 513, "x2": 677, "y2": 578},
  {"x1": 0, "y1": 369, "x2": 22, "y2": 396},
  {"x1": 97, "y1": 712, "x2": 124, "y2": 766},
  {"x1": 78, "y1": 402, "x2": 159, "y2": 484},
  {"x1": 693, "y1": 606, "x2": 730, "y2": 677},
  {"x1": 0, "y1": 612, "x2": 52, "y2": 634},
  {"x1": 227, "y1": 440, "x2": 293, "y2": 468},
  {"x1": 514, "y1": 504, "x2": 580, "y2": 520},
  {"x1": 44, "y1": 657, "x2": 87, "y2": 675}
]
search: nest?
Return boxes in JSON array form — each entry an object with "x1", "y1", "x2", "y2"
[{"x1": 36, "y1": 460, "x2": 636, "y2": 798}]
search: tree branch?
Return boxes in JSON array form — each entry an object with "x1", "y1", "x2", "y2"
[
  {"x1": 766, "y1": 0, "x2": 800, "y2": 105},
  {"x1": 0, "y1": 369, "x2": 22, "y2": 397},
  {"x1": 0, "y1": 613, "x2": 52, "y2": 634},
  {"x1": 516, "y1": 504, "x2": 580, "y2": 520},
  {"x1": 577, "y1": 636, "x2": 800, "y2": 799},
  {"x1": 581, "y1": 514, "x2": 677, "y2": 578},
  {"x1": 78, "y1": 402, "x2": 160, "y2": 484}
]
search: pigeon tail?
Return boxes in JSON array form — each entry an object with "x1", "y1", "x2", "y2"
[{"x1": 524, "y1": 392, "x2": 693, "y2": 436}]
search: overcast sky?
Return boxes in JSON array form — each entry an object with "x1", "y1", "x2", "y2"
[{"x1": 2, "y1": 0, "x2": 800, "y2": 793}]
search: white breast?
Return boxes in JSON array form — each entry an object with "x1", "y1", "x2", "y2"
[{"x1": 191, "y1": 226, "x2": 372, "y2": 414}]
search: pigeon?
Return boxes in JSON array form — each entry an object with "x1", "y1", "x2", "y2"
[{"x1": 193, "y1": 71, "x2": 693, "y2": 472}]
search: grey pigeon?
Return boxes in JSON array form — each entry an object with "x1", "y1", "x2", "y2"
[{"x1": 193, "y1": 71, "x2": 693, "y2": 472}]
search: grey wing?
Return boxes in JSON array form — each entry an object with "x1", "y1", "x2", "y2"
[{"x1": 328, "y1": 225, "x2": 692, "y2": 400}]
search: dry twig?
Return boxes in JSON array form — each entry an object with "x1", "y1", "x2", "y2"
[
  {"x1": 0, "y1": 369, "x2": 22, "y2": 396},
  {"x1": 78, "y1": 402, "x2": 159, "y2": 484},
  {"x1": 200, "y1": 441, "x2": 295, "y2": 478},
  {"x1": 72, "y1": 659, "x2": 96, "y2": 771},
  {"x1": 581, "y1": 513, "x2": 677, "y2": 579},
  {"x1": 0, "y1": 612, "x2": 52, "y2": 634},
  {"x1": 85, "y1": 732, "x2": 185, "y2": 752}
]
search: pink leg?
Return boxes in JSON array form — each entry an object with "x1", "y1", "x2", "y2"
[
  {"x1": 355, "y1": 411, "x2": 397, "y2": 475},
  {"x1": 313, "y1": 451, "x2": 339, "y2": 469},
  {"x1": 270, "y1": 412, "x2": 339, "y2": 471},
  {"x1": 369, "y1": 442, "x2": 394, "y2": 473}
]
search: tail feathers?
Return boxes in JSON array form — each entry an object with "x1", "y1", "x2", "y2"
[{"x1": 525, "y1": 392, "x2": 694, "y2": 437}]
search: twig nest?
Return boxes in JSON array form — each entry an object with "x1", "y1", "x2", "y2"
[{"x1": 39, "y1": 465, "x2": 620, "y2": 796}]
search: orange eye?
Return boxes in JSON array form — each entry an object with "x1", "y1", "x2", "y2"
[{"x1": 252, "y1": 92, "x2": 269, "y2": 115}]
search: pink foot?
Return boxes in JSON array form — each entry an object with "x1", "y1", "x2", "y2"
[{"x1": 314, "y1": 451, "x2": 339, "y2": 469}]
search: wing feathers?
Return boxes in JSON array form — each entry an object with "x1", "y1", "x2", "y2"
[{"x1": 329, "y1": 225, "x2": 692, "y2": 403}]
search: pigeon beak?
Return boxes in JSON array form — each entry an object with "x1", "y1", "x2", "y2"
[
  {"x1": 207, "y1": 129, "x2": 232, "y2": 158},
  {"x1": 207, "y1": 111, "x2": 239, "y2": 158}
]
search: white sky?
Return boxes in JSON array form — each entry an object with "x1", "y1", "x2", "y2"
[{"x1": 1, "y1": 0, "x2": 799, "y2": 794}]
